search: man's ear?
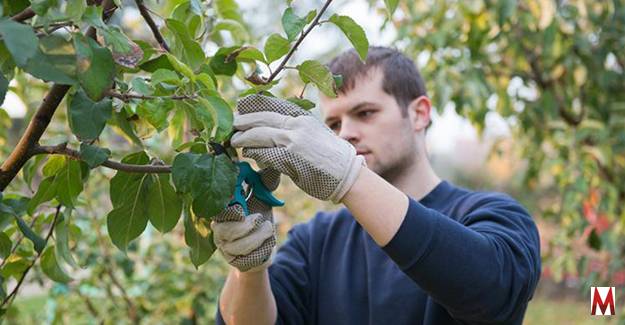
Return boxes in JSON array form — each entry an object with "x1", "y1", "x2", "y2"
[{"x1": 407, "y1": 96, "x2": 432, "y2": 132}]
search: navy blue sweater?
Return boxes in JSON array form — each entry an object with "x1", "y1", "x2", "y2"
[{"x1": 216, "y1": 180, "x2": 541, "y2": 324}]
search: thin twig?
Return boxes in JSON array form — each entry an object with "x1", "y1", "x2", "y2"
[
  {"x1": 0, "y1": 205, "x2": 62, "y2": 309},
  {"x1": 94, "y1": 226, "x2": 139, "y2": 323},
  {"x1": 31, "y1": 144, "x2": 172, "y2": 174},
  {"x1": 0, "y1": 215, "x2": 40, "y2": 269},
  {"x1": 134, "y1": 0, "x2": 170, "y2": 52},
  {"x1": 106, "y1": 90, "x2": 197, "y2": 102},
  {"x1": 10, "y1": 7, "x2": 35, "y2": 22},
  {"x1": 76, "y1": 290, "x2": 102, "y2": 321},
  {"x1": 265, "y1": 0, "x2": 334, "y2": 84}
]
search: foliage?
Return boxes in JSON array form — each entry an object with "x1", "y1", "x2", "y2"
[{"x1": 0, "y1": 0, "x2": 368, "y2": 320}]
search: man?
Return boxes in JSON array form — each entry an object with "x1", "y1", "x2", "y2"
[{"x1": 212, "y1": 46, "x2": 541, "y2": 324}]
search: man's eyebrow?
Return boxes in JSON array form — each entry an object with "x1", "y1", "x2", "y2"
[{"x1": 324, "y1": 101, "x2": 377, "y2": 124}]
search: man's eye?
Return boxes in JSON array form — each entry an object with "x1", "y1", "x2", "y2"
[
  {"x1": 358, "y1": 110, "x2": 374, "y2": 118},
  {"x1": 329, "y1": 121, "x2": 341, "y2": 131}
]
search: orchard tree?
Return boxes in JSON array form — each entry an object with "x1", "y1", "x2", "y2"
[
  {"x1": 0, "y1": 0, "x2": 372, "y2": 320},
  {"x1": 392, "y1": 0, "x2": 625, "y2": 294}
]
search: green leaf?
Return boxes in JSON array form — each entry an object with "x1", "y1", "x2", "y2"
[
  {"x1": 282, "y1": 8, "x2": 307, "y2": 42},
  {"x1": 100, "y1": 27, "x2": 133, "y2": 56},
  {"x1": 305, "y1": 10, "x2": 317, "y2": 23},
  {"x1": 171, "y1": 153, "x2": 238, "y2": 217},
  {"x1": 140, "y1": 55, "x2": 175, "y2": 73},
  {"x1": 14, "y1": 216, "x2": 46, "y2": 254},
  {"x1": 131, "y1": 77, "x2": 153, "y2": 95},
  {"x1": 183, "y1": 205, "x2": 216, "y2": 267},
  {"x1": 235, "y1": 47, "x2": 266, "y2": 63},
  {"x1": 110, "y1": 108, "x2": 144, "y2": 147},
  {"x1": 147, "y1": 174, "x2": 182, "y2": 233},
  {"x1": 22, "y1": 35, "x2": 78, "y2": 84},
  {"x1": 27, "y1": 177, "x2": 58, "y2": 214},
  {"x1": 297, "y1": 60, "x2": 336, "y2": 97},
  {"x1": 42, "y1": 155, "x2": 66, "y2": 177},
  {"x1": 0, "y1": 19, "x2": 38, "y2": 66},
  {"x1": 79, "y1": 143, "x2": 111, "y2": 168},
  {"x1": 172, "y1": 1, "x2": 204, "y2": 37},
  {"x1": 107, "y1": 173, "x2": 151, "y2": 252},
  {"x1": 0, "y1": 255, "x2": 30, "y2": 279},
  {"x1": 166, "y1": 19, "x2": 205, "y2": 71},
  {"x1": 136, "y1": 99, "x2": 173, "y2": 132},
  {"x1": 68, "y1": 89, "x2": 113, "y2": 141},
  {"x1": 264, "y1": 34, "x2": 290, "y2": 63},
  {"x1": 151, "y1": 69, "x2": 181, "y2": 86},
  {"x1": 166, "y1": 53, "x2": 196, "y2": 81},
  {"x1": 169, "y1": 108, "x2": 186, "y2": 149},
  {"x1": 287, "y1": 97, "x2": 315, "y2": 110},
  {"x1": 74, "y1": 34, "x2": 115, "y2": 101},
  {"x1": 196, "y1": 73, "x2": 216, "y2": 92},
  {"x1": 0, "y1": 73, "x2": 7, "y2": 106},
  {"x1": 209, "y1": 47, "x2": 238, "y2": 76},
  {"x1": 328, "y1": 14, "x2": 369, "y2": 61},
  {"x1": 54, "y1": 159, "x2": 87, "y2": 208},
  {"x1": 215, "y1": 0, "x2": 243, "y2": 23},
  {"x1": 199, "y1": 95, "x2": 233, "y2": 141},
  {"x1": 109, "y1": 151, "x2": 149, "y2": 207},
  {"x1": 107, "y1": 152, "x2": 181, "y2": 250},
  {"x1": 384, "y1": 0, "x2": 399, "y2": 16},
  {"x1": 0, "y1": 232, "x2": 11, "y2": 259},
  {"x1": 41, "y1": 246, "x2": 72, "y2": 283},
  {"x1": 54, "y1": 213, "x2": 80, "y2": 268}
]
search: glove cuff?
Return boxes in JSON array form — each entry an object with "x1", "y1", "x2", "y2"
[{"x1": 330, "y1": 154, "x2": 366, "y2": 204}]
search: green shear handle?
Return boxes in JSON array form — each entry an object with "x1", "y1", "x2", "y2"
[{"x1": 228, "y1": 161, "x2": 284, "y2": 215}]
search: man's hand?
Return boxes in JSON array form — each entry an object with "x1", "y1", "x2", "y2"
[
  {"x1": 211, "y1": 168, "x2": 280, "y2": 272},
  {"x1": 231, "y1": 95, "x2": 365, "y2": 203}
]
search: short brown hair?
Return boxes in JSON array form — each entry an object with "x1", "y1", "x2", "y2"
[{"x1": 327, "y1": 46, "x2": 427, "y2": 117}]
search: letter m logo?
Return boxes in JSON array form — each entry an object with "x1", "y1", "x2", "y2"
[{"x1": 591, "y1": 286, "x2": 616, "y2": 316}]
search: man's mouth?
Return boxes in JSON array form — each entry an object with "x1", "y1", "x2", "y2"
[{"x1": 356, "y1": 150, "x2": 370, "y2": 156}]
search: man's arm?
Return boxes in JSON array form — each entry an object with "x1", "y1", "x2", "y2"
[
  {"x1": 217, "y1": 269, "x2": 277, "y2": 325},
  {"x1": 216, "y1": 222, "x2": 313, "y2": 325},
  {"x1": 343, "y1": 167, "x2": 541, "y2": 323}
]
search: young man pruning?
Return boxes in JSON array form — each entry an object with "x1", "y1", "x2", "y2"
[{"x1": 213, "y1": 46, "x2": 541, "y2": 324}]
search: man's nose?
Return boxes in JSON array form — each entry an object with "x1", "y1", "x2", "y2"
[{"x1": 338, "y1": 119, "x2": 360, "y2": 144}]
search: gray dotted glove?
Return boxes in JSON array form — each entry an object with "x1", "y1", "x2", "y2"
[
  {"x1": 211, "y1": 168, "x2": 280, "y2": 272},
  {"x1": 231, "y1": 95, "x2": 365, "y2": 203}
]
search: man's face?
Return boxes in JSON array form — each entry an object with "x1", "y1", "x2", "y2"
[{"x1": 320, "y1": 68, "x2": 419, "y2": 181}]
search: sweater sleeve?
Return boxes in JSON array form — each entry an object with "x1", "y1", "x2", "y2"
[
  {"x1": 381, "y1": 194, "x2": 541, "y2": 324},
  {"x1": 215, "y1": 222, "x2": 312, "y2": 325}
]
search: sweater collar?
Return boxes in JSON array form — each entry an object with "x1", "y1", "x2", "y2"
[{"x1": 417, "y1": 180, "x2": 453, "y2": 208}]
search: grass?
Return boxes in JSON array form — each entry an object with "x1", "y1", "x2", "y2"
[
  {"x1": 6, "y1": 294, "x2": 625, "y2": 324},
  {"x1": 525, "y1": 296, "x2": 619, "y2": 324}
]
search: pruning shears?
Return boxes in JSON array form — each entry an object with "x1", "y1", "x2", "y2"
[{"x1": 228, "y1": 161, "x2": 284, "y2": 215}]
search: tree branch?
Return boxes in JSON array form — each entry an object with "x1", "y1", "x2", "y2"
[
  {"x1": 264, "y1": 0, "x2": 334, "y2": 84},
  {"x1": 10, "y1": 7, "x2": 35, "y2": 22},
  {"x1": 32, "y1": 144, "x2": 172, "y2": 174},
  {"x1": 0, "y1": 0, "x2": 118, "y2": 192},
  {"x1": 106, "y1": 90, "x2": 197, "y2": 102},
  {"x1": 514, "y1": 27, "x2": 584, "y2": 126},
  {"x1": 134, "y1": 0, "x2": 170, "y2": 52},
  {"x1": 0, "y1": 205, "x2": 61, "y2": 309}
]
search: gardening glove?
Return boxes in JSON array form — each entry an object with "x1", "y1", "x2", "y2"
[
  {"x1": 231, "y1": 94, "x2": 366, "y2": 203},
  {"x1": 211, "y1": 168, "x2": 280, "y2": 272}
]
